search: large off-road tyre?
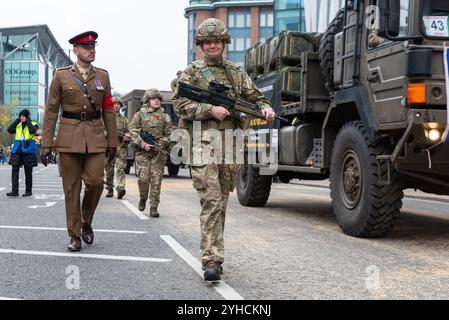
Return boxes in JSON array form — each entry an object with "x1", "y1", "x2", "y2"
[
  {"x1": 330, "y1": 121, "x2": 404, "y2": 237},
  {"x1": 237, "y1": 165, "x2": 273, "y2": 207},
  {"x1": 319, "y1": 8, "x2": 344, "y2": 92}
]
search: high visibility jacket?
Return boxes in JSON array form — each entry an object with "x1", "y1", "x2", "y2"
[{"x1": 12, "y1": 122, "x2": 37, "y2": 154}]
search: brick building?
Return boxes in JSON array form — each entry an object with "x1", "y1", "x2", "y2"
[{"x1": 185, "y1": 0, "x2": 274, "y2": 67}]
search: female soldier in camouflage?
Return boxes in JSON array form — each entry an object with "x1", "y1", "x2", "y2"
[
  {"x1": 130, "y1": 89, "x2": 174, "y2": 217},
  {"x1": 173, "y1": 18, "x2": 275, "y2": 281}
]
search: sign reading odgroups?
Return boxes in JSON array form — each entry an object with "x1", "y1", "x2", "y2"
[
  {"x1": 4, "y1": 85, "x2": 39, "y2": 106},
  {"x1": 3, "y1": 62, "x2": 39, "y2": 83}
]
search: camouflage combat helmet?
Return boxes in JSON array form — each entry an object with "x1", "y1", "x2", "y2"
[
  {"x1": 112, "y1": 97, "x2": 122, "y2": 105},
  {"x1": 142, "y1": 88, "x2": 163, "y2": 103},
  {"x1": 195, "y1": 18, "x2": 231, "y2": 46}
]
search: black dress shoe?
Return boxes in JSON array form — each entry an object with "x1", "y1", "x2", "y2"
[
  {"x1": 117, "y1": 188, "x2": 126, "y2": 200},
  {"x1": 81, "y1": 224, "x2": 94, "y2": 245},
  {"x1": 105, "y1": 190, "x2": 113, "y2": 198},
  {"x1": 68, "y1": 237, "x2": 81, "y2": 251},
  {"x1": 7, "y1": 191, "x2": 19, "y2": 197},
  {"x1": 22, "y1": 192, "x2": 33, "y2": 197}
]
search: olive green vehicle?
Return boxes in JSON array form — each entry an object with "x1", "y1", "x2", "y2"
[{"x1": 237, "y1": 0, "x2": 449, "y2": 237}]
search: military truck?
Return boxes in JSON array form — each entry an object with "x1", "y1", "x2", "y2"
[
  {"x1": 238, "y1": 0, "x2": 449, "y2": 237},
  {"x1": 120, "y1": 89, "x2": 182, "y2": 176}
]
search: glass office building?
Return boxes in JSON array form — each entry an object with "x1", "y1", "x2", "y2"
[
  {"x1": 274, "y1": 0, "x2": 305, "y2": 35},
  {"x1": 0, "y1": 25, "x2": 72, "y2": 127}
]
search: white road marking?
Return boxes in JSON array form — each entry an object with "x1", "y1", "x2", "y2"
[
  {"x1": 32, "y1": 185, "x2": 63, "y2": 187},
  {"x1": 0, "y1": 187, "x2": 5, "y2": 192},
  {"x1": 32, "y1": 189, "x2": 64, "y2": 191},
  {"x1": 0, "y1": 248, "x2": 171, "y2": 263},
  {"x1": 161, "y1": 235, "x2": 244, "y2": 300},
  {"x1": 28, "y1": 202, "x2": 57, "y2": 209},
  {"x1": 121, "y1": 200, "x2": 149, "y2": 220},
  {"x1": 0, "y1": 297, "x2": 21, "y2": 300},
  {"x1": 34, "y1": 194, "x2": 64, "y2": 200},
  {"x1": 0, "y1": 225, "x2": 147, "y2": 234}
]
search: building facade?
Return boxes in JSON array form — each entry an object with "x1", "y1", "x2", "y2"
[
  {"x1": 185, "y1": 0, "x2": 345, "y2": 66},
  {"x1": 0, "y1": 25, "x2": 72, "y2": 127},
  {"x1": 185, "y1": 0, "x2": 274, "y2": 66}
]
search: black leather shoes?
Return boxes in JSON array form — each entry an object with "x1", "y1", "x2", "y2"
[
  {"x1": 22, "y1": 192, "x2": 32, "y2": 197},
  {"x1": 117, "y1": 188, "x2": 126, "y2": 200},
  {"x1": 149, "y1": 208, "x2": 160, "y2": 218},
  {"x1": 106, "y1": 190, "x2": 113, "y2": 198},
  {"x1": 7, "y1": 191, "x2": 19, "y2": 197},
  {"x1": 68, "y1": 237, "x2": 81, "y2": 251},
  {"x1": 204, "y1": 262, "x2": 221, "y2": 281},
  {"x1": 81, "y1": 223, "x2": 94, "y2": 245},
  {"x1": 138, "y1": 199, "x2": 146, "y2": 212}
]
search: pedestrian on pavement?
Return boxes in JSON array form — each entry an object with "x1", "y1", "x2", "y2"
[
  {"x1": 40, "y1": 31, "x2": 117, "y2": 252},
  {"x1": 6, "y1": 109, "x2": 38, "y2": 197},
  {"x1": 104, "y1": 97, "x2": 130, "y2": 199},
  {"x1": 173, "y1": 18, "x2": 275, "y2": 281},
  {"x1": 0, "y1": 146, "x2": 5, "y2": 165},
  {"x1": 130, "y1": 89, "x2": 174, "y2": 218}
]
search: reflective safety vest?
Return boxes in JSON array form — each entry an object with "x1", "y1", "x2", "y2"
[
  {"x1": 12, "y1": 122, "x2": 37, "y2": 154},
  {"x1": 15, "y1": 122, "x2": 35, "y2": 141}
]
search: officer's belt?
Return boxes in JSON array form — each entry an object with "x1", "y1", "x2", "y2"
[{"x1": 62, "y1": 111, "x2": 101, "y2": 121}]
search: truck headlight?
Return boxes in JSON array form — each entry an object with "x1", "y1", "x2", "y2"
[{"x1": 428, "y1": 129, "x2": 441, "y2": 142}]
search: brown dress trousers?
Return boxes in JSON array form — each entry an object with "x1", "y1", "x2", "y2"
[{"x1": 42, "y1": 64, "x2": 117, "y2": 238}]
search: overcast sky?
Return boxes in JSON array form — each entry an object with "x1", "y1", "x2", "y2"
[{"x1": 2, "y1": 0, "x2": 189, "y2": 94}]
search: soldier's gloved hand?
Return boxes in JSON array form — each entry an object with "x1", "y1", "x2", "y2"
[
  {"x1": 40, "y1": 148, "x2": 52, "y2": 167},
  {"x1": 124, "y1": 133, "x2": 131, "y2": 142},
  {"x1": 106, "y1": 147, "x2": 117, "y2": 163}
]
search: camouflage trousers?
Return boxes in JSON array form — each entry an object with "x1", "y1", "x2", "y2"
[
  {"x1": 135, "y1": 151, "x2": 166, "y2": 209},
  {"x1": 190, "y1": 163, "x2": 240, "y2": 266},
  {"x1": 105, "y1": 146, "x2": 127, "y2": 191}
]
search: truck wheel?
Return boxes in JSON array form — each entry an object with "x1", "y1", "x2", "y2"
[
  {"x1": 319, "y1": 8, "x2": 344, "y2": 92},
  {"x1": 168, "y1": 164, "x2": 180, "y2": 176},
  {"x1": 330, "y1": 121, "x2": 403, "y2": 237},
  {"x1": 237, "y1": 165, "x2": 272, "y2": 207}
]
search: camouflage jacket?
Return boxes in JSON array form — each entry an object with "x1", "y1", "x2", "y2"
[
  {"x1": 116, "y1": 112, "x2": 130, "y2": 146},
  {"x1": 172, "y1": 57, "x2": 271, "y2": 130},
  {"x1": 130, "y1": 106, "x2": 174, "y2": 151}
]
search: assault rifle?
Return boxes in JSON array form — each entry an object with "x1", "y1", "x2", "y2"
[
  {"x1": 177, "y1": 80, "x2": 288, "y2": 123},
  {"x1": 140, "y1": 131, "x2": 168, "y2": 155}
]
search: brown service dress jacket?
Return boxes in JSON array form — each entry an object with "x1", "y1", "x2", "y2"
[{"x1": 42, "y1": 64, "x2": 117, "y2": 153}]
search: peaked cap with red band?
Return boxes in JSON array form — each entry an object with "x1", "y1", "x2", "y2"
[{"x1": 69, "y1": 31, "x2": 98, "y2": 46}]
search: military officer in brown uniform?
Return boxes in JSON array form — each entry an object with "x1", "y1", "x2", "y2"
[{"x1": 40, "y1": 31, "x2": 117, "y2": 251}]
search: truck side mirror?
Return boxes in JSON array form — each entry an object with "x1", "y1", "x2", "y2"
[{"x1": 377, "y1": 0, "x2": 400, "y2": 38}]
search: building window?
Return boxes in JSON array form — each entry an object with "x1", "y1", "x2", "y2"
[
  {"x1": 260, "y1": 8, "x2": 274, "y2": 43},
  {"x1": 274, "y1": 0, "x2": 306, "y2": 35},
  {"x1": 188, "y1": 14, "x2": 196, "y2": 63},
  {"x1": 227, "y1": 9, "x2": 251, "y2": 66}
]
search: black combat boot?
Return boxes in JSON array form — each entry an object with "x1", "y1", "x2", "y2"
[
  {"x1": 7, "y1": 191, "x2": 19, "y2": 197},
  {"x1": 204, "y1": 262, "x2": 221, "y2": 281},
  {"x1": 149, "y1": 207, "x2": 160, "y2": 218},
  {"x1": 106, "y1": 189, "x2": 113, "y2": 198},
  {"x1": 202, "y1": 263, "x2": 223, "y2": 274},
  {"x1": 138, "y1": 199, "x2": 146, "y2": 212},
  {"x1": 117, "y1": 188, "x2": 126, "y2": 200}
]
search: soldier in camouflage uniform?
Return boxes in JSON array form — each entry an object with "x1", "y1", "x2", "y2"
[
  {"x1": 130, "y1": 89, "x2": 174, "y2": 218},
  {"x1": 105, "y1": 97, "x2": 130, "y2": 199},
  {"x1": 173, "y1": 18, "x2": 275, "y2": 281}
]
